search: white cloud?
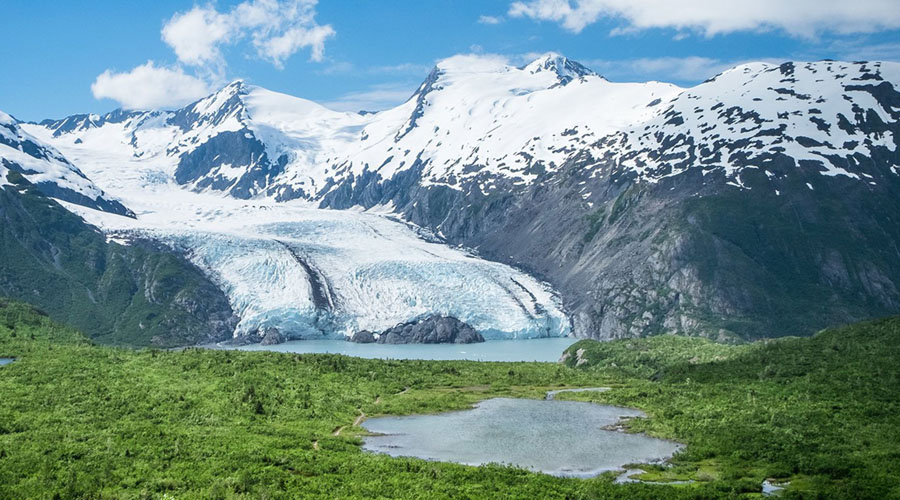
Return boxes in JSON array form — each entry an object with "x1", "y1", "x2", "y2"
[
  {"x1": 316, "y1": 61, "x2": 355, "y2": 75},
  {"x1": 588, "y1": 56, "x2": 732, "y2": 82},
  {"x1": 824, "y1": 40, "x2": 900, "y2": 61},
  {"x1": 161, "y1": 6, "x2": 231, "y2": 67},
  {"x1": 369, "y1": 62, "x2": 432, "y2": 75},
  {"x1": 323, "y1": 83, "x2": 417, "y2": 112},
  {"x1": 93, "y1": 0, "x2": 335, "y2": 109},
  {"x1": 585, "y1": 56, "x2": 784, "y2": 83},
  {"x1": 478, "y1": 15, "x2": 503, "y2": 25},
  {"x1": 508, "y1": 0, "x2": 900, "y2": 37},
  {"x1": 162, "y1": 0, "x2": 335, "y2": 68},
  {"x1": 91, "y1": 61, "x2": 213, "y2": 109}
]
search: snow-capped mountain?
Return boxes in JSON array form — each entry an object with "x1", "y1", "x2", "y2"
[
  {"x1": 22, "y1": 54, "x2": 900, "y2": 341},
  {"x1": 588, "y1": 61, "x2": 900, "y2": 188},
  {"x1": 26, "y1": 56, "x2": 899, "y2": 208},
  {"x1": 0, "y1": 111, "x2": 131, "y2": 216},
  {"x1": 25, "y1": 53, "x2": 681, "y2": 201}
]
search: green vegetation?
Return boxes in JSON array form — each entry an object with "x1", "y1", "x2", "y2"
[
  {"x1": 1, "y1": 298, "x2": 899, "y2": 498},
  {"x1": 583, "y1": 207, "x2": 606, "y2": 243},
  {"x1": 0, "y1": 173, "x2": 233, "y2": 347},
  {"x1": 562, "y1": 323, "x2": 900, "y2": 498}
]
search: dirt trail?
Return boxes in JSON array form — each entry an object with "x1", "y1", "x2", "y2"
[{"x1": 333, "y1": 395, "x2": 380, "y2": 437}]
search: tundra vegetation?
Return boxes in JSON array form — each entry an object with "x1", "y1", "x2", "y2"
[{"x1": 0, "y1": 298, "x2": 897, "y2": 499}]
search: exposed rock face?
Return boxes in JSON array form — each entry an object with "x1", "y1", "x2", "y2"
[
  {"x1": 259, "y1": 328, "x2": 286, "y2": 345},
  {"x1": 0, "y1": 111, "x2": 132, "y2": 217},
  {"x1": 27, "y1": 59, "x2": 900, "y2": 341},
  {"x1": 350, "y1": 330, "x2": 376, "y2": 343},
  {"x1": 320, "y1": 62, "x2": 900, "y2": 341},
  {"x1": 352, "y1": 316, "x2": 485, "y2": 344}
]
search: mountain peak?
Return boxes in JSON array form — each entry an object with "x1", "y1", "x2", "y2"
[
  {"x1": 216, "y1": 79, "x2": 251, "y2": 97},
  {"x1": 522, "y1": 53, "x2": 598, "y2": 84}
]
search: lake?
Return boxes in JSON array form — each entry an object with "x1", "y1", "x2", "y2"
[
  {"x1": 220, "y1": 337, "x2": 579, "y2": 362},
  {"x1": 361, "y1": 397, "x2": 682, "y2": 477}
]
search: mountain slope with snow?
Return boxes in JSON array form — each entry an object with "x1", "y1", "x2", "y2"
[
  {"x1": 1, "y1": 111, "x2": 132, "y2": 216},
  {"x1": 25, "y1": 53, "x2": 682, "y2": 202},
  {"x1": 23, "y1": 55, "x2": 900, "y2": 340},
  {"x1": 587, "y1": 61, "x2": 900, "y2": 188},
  {"x1": 26, "y1": 56, "x2": 900, "y2": 208}
]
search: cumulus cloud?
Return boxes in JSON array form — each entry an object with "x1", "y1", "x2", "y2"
[
  {"x1": 162, "y1": 0, "x2": 335, "y2": 68},
  {"x1": 91, "y1": 61, "x2": 214, "y2": 109},
  {"x1": 508, "y1": 0, "x2": 900, "y2": 37},
  {"x1": 161, "y1": 6, "x2": 231, "y2": 66},
  {"x1": 93, "y1": 0, "x2": 335, "y2": 109}
]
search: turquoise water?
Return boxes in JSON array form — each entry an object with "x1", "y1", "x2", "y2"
[
  {"x1": 221, "y1": 337, "x2": 578, "y2": 362},
  {"x1": 362, "y1": 397, "x2": 682, "y2": 477}
]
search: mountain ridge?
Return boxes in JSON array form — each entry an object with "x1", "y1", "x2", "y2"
[{"x1": 20, "y1": 54, "x2": 900, "y2": 340}]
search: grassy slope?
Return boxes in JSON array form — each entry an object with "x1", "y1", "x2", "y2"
[
  {"x1": 1, "y1": 299, "x2": 899, "y2": 499},
  {"x1": 563, "y1": 323, "x2": 900, "y2": 498}
]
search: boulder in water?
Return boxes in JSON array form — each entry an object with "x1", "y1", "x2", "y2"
[{"x1": 374, "y1": 316, "x2": 484, "y2": 344}]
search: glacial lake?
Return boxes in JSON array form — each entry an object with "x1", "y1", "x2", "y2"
[
  {"x1": 220, "y1": 337, "x2": 578, "y2": 362},
  {"x1": 361, "y1": 397, "x2": 682, "y2": 477}
]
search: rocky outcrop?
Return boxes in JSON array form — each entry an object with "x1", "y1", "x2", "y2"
[
  {"x1": 351, "y1": 316, "x2": 485, "y2": 344},
  {"x1": 349, "y1": 330, "x2": 376, "y2": 343},
  {"x1": 259, "y1": 328, "x2": 286, "y2": 345}
]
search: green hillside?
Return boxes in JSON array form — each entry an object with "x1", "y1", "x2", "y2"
[{"x1": 0, "y1": 172, "x2": 235, "y2": 347}]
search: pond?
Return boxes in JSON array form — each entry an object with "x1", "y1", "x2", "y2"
[
  {"x1": 361, "y1": 397, "x2": 681, "y2": 477},
  {"x1": 220, "y1": 337, "x2": 578, "y2": 362},
  {"x1": 0, "y1": 358, "x2": 13, "y2": 366}
]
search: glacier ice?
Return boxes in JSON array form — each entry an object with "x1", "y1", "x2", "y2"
[{"x1": 68, "y1": 195, "x2": 571, "y2": 340}]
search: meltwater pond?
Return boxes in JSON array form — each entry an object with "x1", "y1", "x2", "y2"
[
  {"x1": 225, "y1": 337, "x2": 578, "y2": 362},
  {"x1": 362, "y1": 397, "x2": 682, "y2": 477}
]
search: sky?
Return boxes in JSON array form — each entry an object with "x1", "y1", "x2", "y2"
[{"x1": 2, "y1": 0, "x2": 900, "y2": 121}]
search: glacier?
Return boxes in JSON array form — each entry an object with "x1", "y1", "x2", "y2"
[
  {"x1": 64, "y1": 191, "x2": 570, "y2": 341},
  {"x1": 28, "y1": 74, "x2": 574, "y2": 342}
]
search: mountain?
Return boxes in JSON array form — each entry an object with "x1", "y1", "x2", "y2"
[
  {"x1": 24, "y1": 55, "x2": 900, "y2": 340},
  {"x1": 0, "y1": 164, "x2": 236, "y2": 347},
  {"x1": 26, "y1": 53, "x2": 679, "y2": 203},
  {"x1": 1, "y1": 111, "x2": 132, "y2": 216},
  {"x1": 393, "y1": 60, "x2": 900, "y2": 340}
]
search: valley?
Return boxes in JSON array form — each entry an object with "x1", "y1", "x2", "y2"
[
  {"x1": 1, "y1": 299, "x2": 898, "y2": 498},
  {"x1": 9, "y1": 55, "x2": 898, "y2": 345},
  {"x1": 3, "y1": 2, "x2": 900, "y2": 498}
]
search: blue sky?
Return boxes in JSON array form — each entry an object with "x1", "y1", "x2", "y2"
[{"x1": 2, "y1": 0, "x2": 899, "y2": 121}]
